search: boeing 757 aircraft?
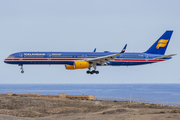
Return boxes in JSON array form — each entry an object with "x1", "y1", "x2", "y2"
[{"x1": 4, "y1": 31, "x2": 176, "y2": 74}]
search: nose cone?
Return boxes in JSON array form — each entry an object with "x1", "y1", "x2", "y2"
[{"x1": 4, "y1": 58, "x2": 8, "y2": 64}]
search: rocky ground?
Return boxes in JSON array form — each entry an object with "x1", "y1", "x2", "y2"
[{"x1": 0, "y1": 94, "x2": 180, "y2": 120}]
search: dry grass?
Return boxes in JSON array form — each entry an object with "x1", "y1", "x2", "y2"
[
  {"x1": 0, "y1": 95, "x2": 107, "y2": 117},
  {"x1": 0, "y1": 94, "x2": 180, "y2": 120}
]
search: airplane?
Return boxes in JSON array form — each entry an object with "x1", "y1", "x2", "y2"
[{"x1": 4, "y1": 30, "x2": 176, "y2": 74}]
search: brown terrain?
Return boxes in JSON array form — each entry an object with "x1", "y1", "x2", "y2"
[{"x1": 0, "y1": 94, "x2": 180, "y2": 120}]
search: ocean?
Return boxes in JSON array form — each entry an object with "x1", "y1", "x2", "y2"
[{"x1": 0, "y1": 84, "x2": 180, "y2": 105}]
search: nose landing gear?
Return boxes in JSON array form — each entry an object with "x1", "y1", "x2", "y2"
[{"x1": 20, "y1": 65, "x2": 24, "y2": 73}]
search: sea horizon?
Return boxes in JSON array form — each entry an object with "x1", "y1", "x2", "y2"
[{"x1": 0, "y1": 84, "x2": 180, "y2": 105}]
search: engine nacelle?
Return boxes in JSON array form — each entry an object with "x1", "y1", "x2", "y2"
[
  {"x1": 65, "y1": 61, "x2": 89, "y2": 70},
  {"x1": 65, "y1": 65, "x2": 76, "y2": 70},
  {"x1": 74, "y1": 61, "x2": 89, "y2": 69}
]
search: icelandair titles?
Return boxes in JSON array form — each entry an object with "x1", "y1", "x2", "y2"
[
  {"x1": 24, "y1": 53, "x2": 45, "y2": 55},
  {"x1": 24, "y1": 53, "x2": 62, "y2": 56}
]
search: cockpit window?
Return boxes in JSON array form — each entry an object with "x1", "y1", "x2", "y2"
[{"x1": 8, "y1": 56, "x2": 14, "y2": 58}]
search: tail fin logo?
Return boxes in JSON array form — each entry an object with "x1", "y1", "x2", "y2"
[{"x1": 156, "y1": 39, "x2": 169, "y2": 49}]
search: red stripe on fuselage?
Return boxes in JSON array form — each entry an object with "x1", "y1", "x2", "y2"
[
  {"x1": 148, "y1": 59, "x2": 164, "y2": 62},
  {"x1": 5, "y1": 59, "x2": 20, "y2": 61},
  {"x1": 22, "y1": 59, "x2": 48, "y2": 61},
  {"x1": 114, "y1": 59, "x2": 165, "y2": 62},
  {"x1": 50, "y1": 59, "x2": 85, "y2": 61}
]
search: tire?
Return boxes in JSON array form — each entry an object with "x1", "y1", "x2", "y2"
[
  {"x1": 96, "y1": 71, "x2": 99, "y2": 74},
  {"x1": 86, "y1": 71, "x2": 90, "y2": 74},
  {"x1": 90, "y1": 72, "x2": 93, "y2": 75}
]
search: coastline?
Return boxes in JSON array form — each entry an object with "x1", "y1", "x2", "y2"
[{"x1": 0, "y1": 94, "x2": 180, "y2": 120}]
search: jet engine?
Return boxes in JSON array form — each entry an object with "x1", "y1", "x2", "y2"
[
  {"x1": 65, "y1": 65, "x2": 76, "y2": 70},
  {"x1": 65, "y1": 61, "x2": 89, "y2": 70}
]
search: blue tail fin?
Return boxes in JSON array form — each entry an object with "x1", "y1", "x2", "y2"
[{"x1": 145, "y1": 30, "x2": 173, "y2": 55}]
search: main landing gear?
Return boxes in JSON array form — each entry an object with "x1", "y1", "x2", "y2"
[
  {"x1": 86, "y1": 70, "x2": 99, "y2": 74},
  {"x1": 86, "y1": 63, "x2": 99, "y2": 74},
  {"x1": 20, "y1": 65, "x2": 24, "y2": 74}
]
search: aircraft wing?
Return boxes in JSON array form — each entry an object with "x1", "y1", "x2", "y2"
[
  {"x1": 86, "y1": 44, "x2": 127, "y2": 65},
  {"x1": 153, "y1": 54, "x2": 176, "y2": 59}
]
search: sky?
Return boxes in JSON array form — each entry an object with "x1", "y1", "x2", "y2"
[{"x1": 0, "y1": 0, "x2": 180, "y2": 84}]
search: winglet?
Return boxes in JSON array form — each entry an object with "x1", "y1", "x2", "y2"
[
  {"x1": 116, "y1": 44, "x2": 127, "y2": 56},
  {"x1": 93, "y1": 48, "x2": 96, "y2": 52},
  {"x1": 121, "y1": 44, "x2": 127, "y2": 53}
]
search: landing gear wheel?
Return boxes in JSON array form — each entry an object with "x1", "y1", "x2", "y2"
[
  {"x1": 87, "y1": 70, "x2": 99, "y2": 75},
  {"x1": 90, "y1": 71, "x2": 93, "y2": 75},
  {"x1": 86, "y1": 71, "x2": 90, "y2": 74},
  {"x1": 20, "y1": 65, "x2": 24, "y2": 74},
  {"x1": 95, "y1": 71, "x2": 99, "y2": 74},
  {"x1": 92, "y1": 70, "x2": 96, "y2": 73}
]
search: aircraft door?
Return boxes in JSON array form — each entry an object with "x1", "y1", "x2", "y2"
[
  {"x1": 48, "y1": 53, "x2": 52, "y2": 61},
  {"x1": 19, "y1": 53, "x2": 23, "y2": 60},
  {"x1": 145, "y1": 54, "x2": 148, "y2": 61}
]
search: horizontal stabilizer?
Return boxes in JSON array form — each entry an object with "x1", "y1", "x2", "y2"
[{"x1": 153, "y1": 54, "x2": 176, "y2": 59}]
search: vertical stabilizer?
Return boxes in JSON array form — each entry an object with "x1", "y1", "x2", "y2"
[{"x1": 145, "y1": 31, "x2": 173, "y2": 55}]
